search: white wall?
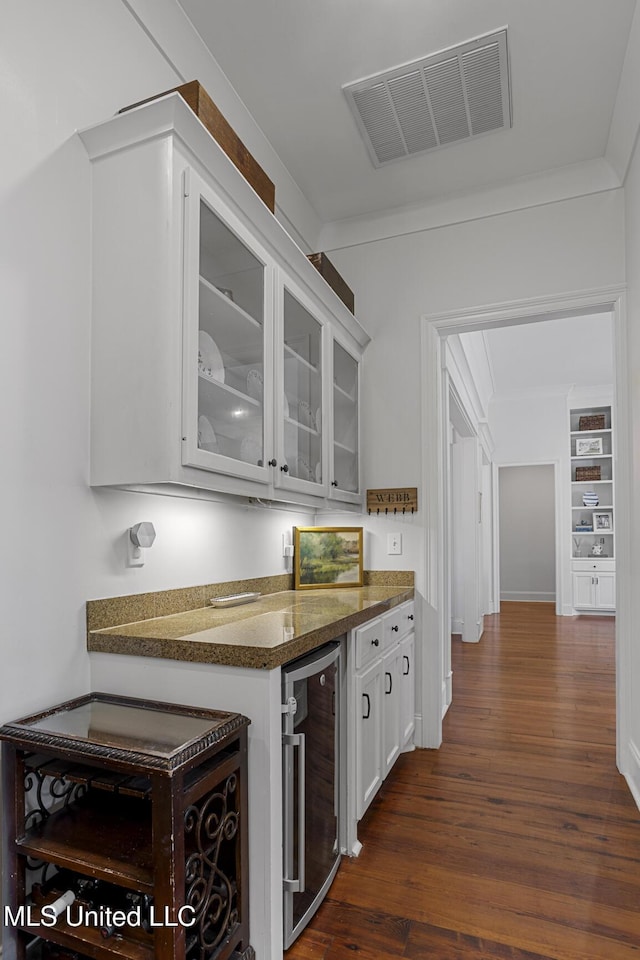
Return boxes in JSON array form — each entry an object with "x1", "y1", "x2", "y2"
[
  {"x1": 330, "y1": 190, "x2": 623, "y2": 487},
  {"x1": 621, "y1": 92, "x2": 640, "y2": 805},
  {"x1": 0, "y1": 1, "x2": 317, "y2": 729},
  {"x1": 499, "y1": 464, "x2": 556, "y2": 603},
  {"x1": 328, "y1": 189, "x2": 624, "y2": 744},
  {"x1": 450, "y1": 434, "x2": 465, "y2": 634},
  {"x1": 490, "y1": 392, "x2": 569, "y2": 610}
]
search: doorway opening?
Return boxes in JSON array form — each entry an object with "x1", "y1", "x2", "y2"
[
  {"x1": 420, "y1": 288, "x2": 630, "y2": 779},
  {"x1": 498, "y1": 463, "x2": 557, "y2": 607}
]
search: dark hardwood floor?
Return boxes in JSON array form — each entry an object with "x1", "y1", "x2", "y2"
[{"x1": 286, "y1": 602, "x2": 640, "y2": 960}]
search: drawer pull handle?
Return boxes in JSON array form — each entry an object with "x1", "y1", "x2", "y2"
[
  {"x1": 391, "y1": 625, "x2": 399, "y2": 633},
  {"x1": 403, "y1": 655, "x2": 410, "y2": 676},
  {"x1": 408, "y1": 614, "x2": 414, "y2": 621},
  {"x1": 362, "y1": 693, "x2": 371, "y2": 719},
  {"x1": 385, "y1": 671, "x2": 393, "y2": 694},
  {"x1": 372, "y1": 637, "x2": 379, "y2": 647}
]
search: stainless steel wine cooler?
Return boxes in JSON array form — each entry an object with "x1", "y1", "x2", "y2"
[{"x1": 282, "y1": 639, "x2": 344, "y2": 949}]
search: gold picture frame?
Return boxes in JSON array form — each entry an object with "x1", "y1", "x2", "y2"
[{"x1": 294, "y1": 526, "x2": 363, "y2": 590}]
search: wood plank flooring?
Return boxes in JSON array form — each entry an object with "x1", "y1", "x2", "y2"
[{"x1": 286, "y1": 602, "x2": 640, "y2": 960}]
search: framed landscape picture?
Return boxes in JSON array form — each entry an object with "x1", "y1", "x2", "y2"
[{"x1": 294, "y1": 526, "x2": 363, "y2": 589}]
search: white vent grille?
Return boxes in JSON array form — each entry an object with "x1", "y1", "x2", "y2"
[{"x1": 343, "y1": 29, "x2": 511, "y2": 167}]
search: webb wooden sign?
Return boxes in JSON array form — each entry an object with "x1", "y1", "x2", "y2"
[{"x1": 366, "y1": 487, "x2": 418, "y2": 515}]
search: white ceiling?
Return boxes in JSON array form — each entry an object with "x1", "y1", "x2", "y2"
[
  {"x1": 177, "y1": 0, "x2": 636, "y2": 223},
  {"x1": 463, "y1": 312, "x2": 614, "y2": 399}
]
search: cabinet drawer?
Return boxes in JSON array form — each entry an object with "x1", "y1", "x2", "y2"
[
  {"x1": 397, "y1": 600, "x2": 415, "y2": 636},
  {"x1": 354, "y1": 617, "x2": 384, "y2": 669},
  {"x1": 572, "y1": 559, "x2": 615, "y2": 573},
  {"x1": 383, "y1": 608, "x2": 403, "y2": 648},
  {"x1": 383, "y1": 601, "x2": 414, "y2": 648}
]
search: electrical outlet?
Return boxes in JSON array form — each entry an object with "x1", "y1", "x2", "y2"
[
  {"x1": 387, "y1": 532, "x2": 402, "y2": 555},
  {"x1": 282, "y1": 534, "x2": 294, "y2": 558},
  {"x1": 127, "y1": 536, "x2": 145, "y2": 567}
]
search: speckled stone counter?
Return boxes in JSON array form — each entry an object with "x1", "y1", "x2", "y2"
[{"x1": 87, "y1": 580, "x2": 414, "y2": 670}]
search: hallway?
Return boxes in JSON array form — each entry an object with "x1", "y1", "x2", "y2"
[{"x1": 287, "y1": 603, "x2": 640, "y2": 960}]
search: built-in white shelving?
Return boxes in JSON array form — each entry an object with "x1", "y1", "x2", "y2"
[{"x1": 569, "y1": 403, "x2": 615, "y2": 612}]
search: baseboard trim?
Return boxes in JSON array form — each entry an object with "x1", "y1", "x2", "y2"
[
  {"x1": 624, "y1": 739, "x2": 640, "y2": 812},
  {"x1": 442, "y1": 679, "x2": 450, "y2": 718},
  {"x1": 500, "y1": 592, "x2": 556, "y2": 603}
]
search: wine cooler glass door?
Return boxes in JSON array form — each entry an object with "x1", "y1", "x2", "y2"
[{"x1": 282, "y1": 640, "x2": 343, "y2": 948}]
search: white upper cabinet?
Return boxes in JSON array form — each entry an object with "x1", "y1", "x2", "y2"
[
  {"x1": 182, "y1": 172, "x2": 273, "y2": 485},
  {"x1": 331, "y1": 339, "x2": 360, "y2": 502},
  {"x1": 277, "y1": 276, "x2": 327, "y2": 495},
  {"x1": 79, "y1": 93, "x2": 368, "y2": 507}
]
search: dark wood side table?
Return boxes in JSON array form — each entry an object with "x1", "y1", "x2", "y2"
[{"x1": 1, "y1": 692, "x2": 254, "y2": 960}]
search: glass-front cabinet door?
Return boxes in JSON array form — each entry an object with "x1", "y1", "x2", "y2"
[
  {"x1": 331, "y1": 339, "x2": 360, "y2": 499},
  {"x1": 182, "y1": 175, "x2": 273, "y2": 482},
  {"x1": 278, "y1": 281, "x2": 326, "y2": 492}
]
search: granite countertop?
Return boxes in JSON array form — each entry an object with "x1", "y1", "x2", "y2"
[{"x1": 88, "y1": 585, "x2": 414, "y2": 670}]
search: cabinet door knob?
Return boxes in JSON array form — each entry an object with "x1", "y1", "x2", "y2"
[
  {"x1": 372, "y1": 637, "x2": 379, "y2": 647},
  {"x1": 331, "y1": 480, "x2": 338, "y2": 487},
  {"x1": 268, "y1": 459, "x2": 277, "y2": 467},
  {"x1": 280, "y1": 464, "x2": 289, "y2": 473},
  {"x1": 391, "y1": 624, "x2": 399, "y2": 633},
  {"x1": 408, "y1": 614, "x2": 414, "y2": 621}
]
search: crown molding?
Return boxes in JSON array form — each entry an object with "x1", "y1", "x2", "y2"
[{"x1": 319, "y1": 157, "x2": 621, "y2": 252}]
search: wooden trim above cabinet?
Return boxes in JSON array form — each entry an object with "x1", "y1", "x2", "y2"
[
  {"x1": 120, "y1": 80, "x2": 276, "y2": 213},
  {"x1": 307, "y1": 252, "x2": 355, "y2": 314}
]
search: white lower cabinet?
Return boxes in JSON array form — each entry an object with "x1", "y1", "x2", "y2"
[
  {"x1": 381, "y1": 643, "x2": 402, "y2": 776},
  {"x1": 572, "y1": 560, "x2": 615, "y2": 611},
  {"x1": 351, "y1": 600, "x2": 415, "y2": 828},
  {"x1": 399, "y1": 631, "x2": 416, "y2": 745},
  {"x1": 355, "y1": 657, "x2": 383, "y2": 820}
]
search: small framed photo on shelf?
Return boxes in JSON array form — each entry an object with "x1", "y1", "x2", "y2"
[
  {"x1": 593, "y1": 511, "x2": 612, "y2": 532},
  {"x1": 294, "y1": 526, "x2": 363, "y2": 589},
  {"x1": 575, "y1": 436, "x2": 603, "y2": 457}
]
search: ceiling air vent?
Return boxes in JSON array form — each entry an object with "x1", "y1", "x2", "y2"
[{"x1": 343, "y1": 29, "x2": 511, "y2": 167}]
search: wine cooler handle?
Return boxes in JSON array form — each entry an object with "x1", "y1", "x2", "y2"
[{"x1": 283, "y1": 731, "x2": 306, "y2": 894}]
